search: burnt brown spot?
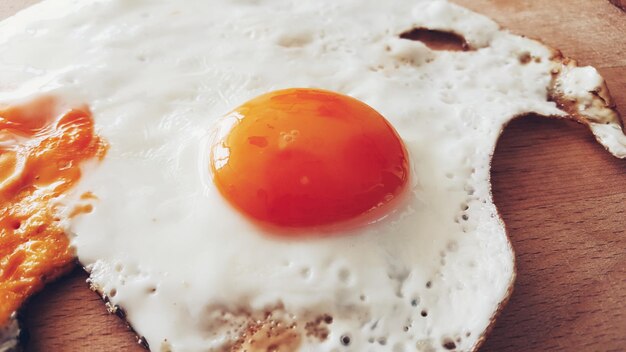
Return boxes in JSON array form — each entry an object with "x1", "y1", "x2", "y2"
[
  {"x1": 518, "y1": 52, "x2": 532, "y2": 64},
  {"x1": 304, "y1": 314, "x2": 332, "y2": 341},
  {"x1": 442, "y1": 338, "x2": 457, "y2": 350},
  {"x1": 399, "y1": 28, "x2": 470, "y2": 51}
]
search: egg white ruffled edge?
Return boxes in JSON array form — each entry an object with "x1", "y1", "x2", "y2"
[{"x1": 470, "y1": 43, "x2": 626, "y2": 352}]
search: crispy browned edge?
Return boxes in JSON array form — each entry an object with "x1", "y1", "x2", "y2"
[
  {"x1": 469, "y1": 37, "x2": 625, "y2": 352},
  {"x1": 86, "y1": 275, "x2": 151, "y2": 350}
]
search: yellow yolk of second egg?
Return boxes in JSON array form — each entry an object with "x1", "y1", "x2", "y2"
[
  {"x1": 210, "y1": 88, "x2": 409, "y2": 231},
  {"x1": 0, "y1": 97, "x2": 107, "y2": 324}
]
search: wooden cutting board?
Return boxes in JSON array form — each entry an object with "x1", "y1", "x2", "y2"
[{"x1": 1, "y1": 1, "x2": 624, "y2": 351}]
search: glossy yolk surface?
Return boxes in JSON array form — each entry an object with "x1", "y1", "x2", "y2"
[
  {"x1": 0, "y1": 97, "x2": 107, "y2": 324},
  {"x1": 210, "y1": 88, "x2": 409, "y2": 230}
]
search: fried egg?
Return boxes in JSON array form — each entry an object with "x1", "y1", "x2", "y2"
[{"x1": 0, "y1": 0, "x2": 624, "y2": 352}]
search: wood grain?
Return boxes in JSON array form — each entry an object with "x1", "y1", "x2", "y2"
[{"x1": 1, "y1": 1, "x2": 624, "y2": 351}]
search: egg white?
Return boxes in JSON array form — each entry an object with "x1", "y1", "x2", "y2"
[{"x1": 0, "y1": 1, "x2": 623, "y2": 351}]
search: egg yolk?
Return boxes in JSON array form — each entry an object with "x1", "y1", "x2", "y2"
[
  {"x1": 210, "y1": 88, "x2": 409, "y2": 230},
  {"x1": 0, "y1": 96, "x2": 107, "y2": 325}
]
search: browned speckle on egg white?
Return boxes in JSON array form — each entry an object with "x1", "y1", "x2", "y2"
[
  {"x1": 399, "y1": 28, "x2": 471, "y2": 52},
  {"x1": 549, "y1": 55, "x2": 624, "y2": 131},
  {"x1": 303, "y1": 314, "x2": 333, "y2": 341},
  {"x1": 230, "y1": 317, "x2": 301, "y2": 352}
]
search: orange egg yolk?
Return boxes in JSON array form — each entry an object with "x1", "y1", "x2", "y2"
[
  {"x1": 210, "y1": 88, "x2": 409, "y2": 230},
  {"x1": 0, "y1": 96, "x2": 107, "y2": 325}
]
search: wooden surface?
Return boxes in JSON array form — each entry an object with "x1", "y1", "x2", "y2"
[{"x1": 1, "y1": 1, "x2": 625, "y2": 351}]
